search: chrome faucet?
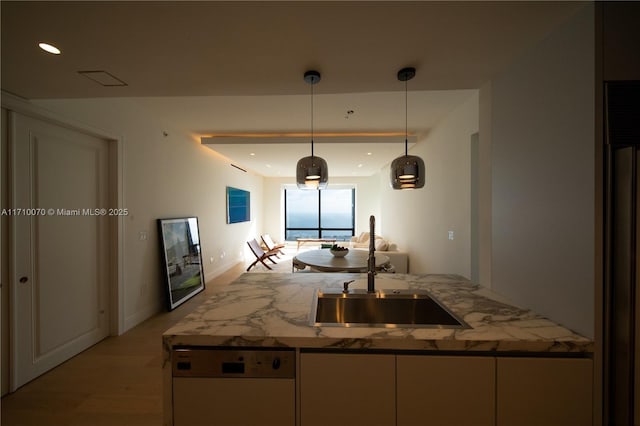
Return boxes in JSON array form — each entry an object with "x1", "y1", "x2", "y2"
[{"x1": 367, "y1": 215, "x2": 376, "y2": 293}]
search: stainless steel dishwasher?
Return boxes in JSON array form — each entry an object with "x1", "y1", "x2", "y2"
[{"x1": 172, "y1": 347, "x2": 296, "y2": 426}]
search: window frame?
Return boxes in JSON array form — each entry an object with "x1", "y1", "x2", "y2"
[{"x1": 284, "y1": 187, "x2": 355, "y2": 241}]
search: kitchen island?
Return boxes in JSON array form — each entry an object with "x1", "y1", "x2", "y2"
[{"x1": 163, "y1": 273, "x2": 593, "y2": 426}]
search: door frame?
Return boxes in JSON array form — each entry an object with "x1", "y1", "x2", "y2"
[
  {"x1": 1, "y1": 91, "x2": 124, "y2": 390},
  {"x1": 1, "y1": 108, "x2": 9, "y2": 397}
]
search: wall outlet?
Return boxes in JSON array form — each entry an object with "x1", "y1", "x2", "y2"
[
  {"x1": 220, "y1": 251, "x2": 226, "y2": 259},
  {"x1": 448, "y1": 230, "x2": 455, "y2": 240}
]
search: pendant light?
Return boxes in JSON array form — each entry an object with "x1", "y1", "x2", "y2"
[
  {"x1": 390, "y1": 67, "x2": 425, "y2": 190},
  {"x1": 296, "y1": 70, "x2": 328, "y2": 189}
]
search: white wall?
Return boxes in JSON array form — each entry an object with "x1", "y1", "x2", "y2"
[
  {"x1": 380, "y1": 92, "x2": 479, "y2": 277},
  {"x1": 262, "y1": 175, "x2": 380, "y2": 242},
  {"x1": 490, "y1": 4, "x2": 594, "y2": 337},
  {"x1": 478, "y1": 83, "x2": 493, "y2": 288},
  {"x1": 33, "y1": 98, "x2": 264, "y2": 332}
]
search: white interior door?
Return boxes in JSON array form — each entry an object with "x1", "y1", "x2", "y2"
[{"x1": 10, "y1": 112, "x2": 110, "y2": 390}]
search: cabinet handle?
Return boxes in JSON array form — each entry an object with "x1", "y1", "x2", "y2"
[{"x1": 19, "y1": 276, "x2": 28, "y2": 284}]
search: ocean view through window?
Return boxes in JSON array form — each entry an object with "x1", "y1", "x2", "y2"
[{"x1": 285, "y1": 187, "x2": 355, "y2": 241}]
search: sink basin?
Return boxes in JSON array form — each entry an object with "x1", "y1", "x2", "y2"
[{"x1": 310, "y1": 289, "x2": 469, "y2": 328}]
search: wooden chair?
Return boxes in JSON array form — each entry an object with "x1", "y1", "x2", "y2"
[
  {"x1": 261, "y1": 234, "x2": 285, "y2": 257},
  {"x1": 246, "y1": 238, "x2": 279, "y2": 271}
]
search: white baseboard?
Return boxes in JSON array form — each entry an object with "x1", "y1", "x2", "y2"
[
  {"x1": 123, "y1": 302, "x2": 162, "y2": 334},
  {"x1": 204, "y1": 257, "x2": 243, "y2": 283}
]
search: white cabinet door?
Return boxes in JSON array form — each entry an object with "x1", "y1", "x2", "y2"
[
  {"x1": 496, "y1": 357, "x2": 592, "y2": 426},
  {"x1": 173, "y1": 377, "x2": 295, "y2": 426},
  {"x1": 397, "y1": 355, "x2": 495, "y2": 426},
  {"x1": 300, "y1": 353, "x2": 395, "y2": 426}
]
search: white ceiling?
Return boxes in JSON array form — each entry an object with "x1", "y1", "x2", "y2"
[
  {"x1": 1, "y1": 1, "x2": 584, "y2": 177},
  {"x1": 132, "y1": 89, "x2": 475, "y2": 176}
]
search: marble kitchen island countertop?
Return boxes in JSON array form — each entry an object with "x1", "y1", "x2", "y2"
[{"x1": 162, "y1": 273, "x2": 593, "y2": 354}]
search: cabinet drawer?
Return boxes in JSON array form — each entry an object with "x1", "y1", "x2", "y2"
[
  {"x1": 496, "y1": 357, "x2": 592, "y2": 426},
  {"x1": 397, "y1": 355, "x2": 495, "y2": 426},
  {"x1": 300, "y1": 353, "x2": 395, "y2": 426}
]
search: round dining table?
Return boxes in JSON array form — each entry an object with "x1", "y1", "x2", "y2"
[{"x1": 293, "y1": 249, "x2": 390, "y2": 273}]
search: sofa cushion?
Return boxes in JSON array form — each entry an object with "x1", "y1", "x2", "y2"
[
  {"x1": 374, "y1": 239, "x2": 389, "y2": 251},
  {"x1": 357, "y1": 232, "x2": 370, "y2": 243},
  {"x1": 383, "y1": 251, "x2": 409, "y2": 273}
]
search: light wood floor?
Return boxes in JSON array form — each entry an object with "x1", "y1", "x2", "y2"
[{"x1": 1, "y1": 263, "x2": 246, "y2": 426}]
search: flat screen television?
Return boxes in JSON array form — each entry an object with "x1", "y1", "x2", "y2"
[{"x1": 226, "y1": 186, "x2": 250, "y2": 224}]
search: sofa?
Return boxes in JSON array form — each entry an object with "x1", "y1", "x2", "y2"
[{"x1": 349, "y1": 232, "x2": 409, "y2": 273}]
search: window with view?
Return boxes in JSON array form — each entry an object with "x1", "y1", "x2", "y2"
[{"x1": 284, "y1": 187, "x2": 355, "y2": 241}]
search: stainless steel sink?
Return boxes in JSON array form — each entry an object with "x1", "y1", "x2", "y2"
[{"x1": 310, "y1": 289, "x2": 469, "y2": 328}]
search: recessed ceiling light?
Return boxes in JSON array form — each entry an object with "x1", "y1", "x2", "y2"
[
  {"x1": 266, "y1": 164, "x2": 272, "y2": 168},
  {"x1": 38, "y1": 42, "x2": 61, "y2": 55},
  {"x1": 250, "y1": 152, "x2": 255, "y2": 156},
  {"x1": 358, "y1": 164, "x2": 363, "y2": 168},
  {"x1": 367, "y1": 152, "x2": 372, "y2": 156}
]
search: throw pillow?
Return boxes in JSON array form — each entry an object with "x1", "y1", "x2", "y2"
[
  {"x1": 358, "y1": 232, "x2": 370, "y2": 243},
  {"x1": 375, "y1": 239, "x2": 389, "y2": 251}
]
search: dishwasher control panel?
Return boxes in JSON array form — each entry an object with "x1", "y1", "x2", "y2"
[{"x1": 172, "y1": 347, "x2": 295, "y2": 379}]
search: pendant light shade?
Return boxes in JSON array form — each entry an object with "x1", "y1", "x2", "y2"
[
  {"x1": 390, "y1": 67, "x2": 425, "y2": 190},
  {"x1": 297, "y1": 70, "x2": 328, "y2": 189},
  {"x1": 296, "y1": 156, "x2": 328, "y2": 189},
  {"x1": 391, "y1": 154, "x2": 425, "y2": 189}
]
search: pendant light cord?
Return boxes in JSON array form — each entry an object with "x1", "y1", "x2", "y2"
[
  {"x1": 311, "y1": 78, "x2": 315, "y2": 157},
  {"x1": 404, "y1": 78, "x2": 408, "y2": 157}
]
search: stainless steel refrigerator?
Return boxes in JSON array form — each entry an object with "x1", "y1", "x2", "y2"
[{"x1": 605, "y1": 80, "x2": 640, "y2": 425}]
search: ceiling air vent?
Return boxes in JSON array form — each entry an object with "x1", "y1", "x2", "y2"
[{"x1": 78, "y1": 70, "x2": 128, "y2": 87}]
